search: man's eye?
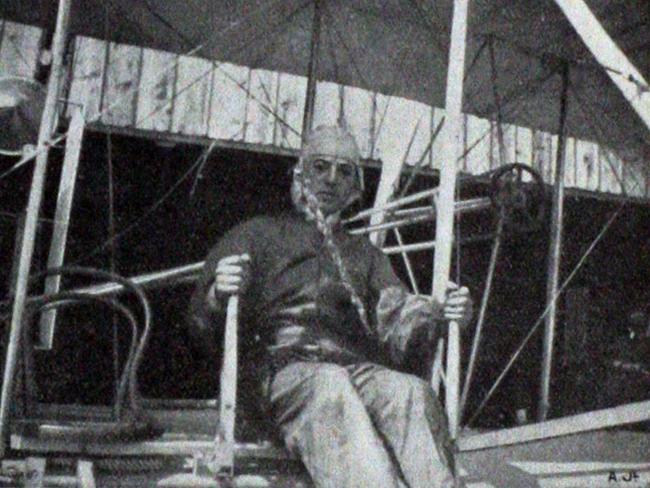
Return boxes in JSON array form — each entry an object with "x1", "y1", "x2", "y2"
[
  {"x1": 339, "y1": 165, "x2": 354, "y2": 177},
  {"x1": 313, "y1": 160, "x2": 328, "y2": 172}
]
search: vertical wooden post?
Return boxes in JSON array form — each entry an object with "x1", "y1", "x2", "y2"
[
  {"x1": 539, "y1": 64, "x2": 570, "y2": 421},
  {"x1": 37, "y1": 106, "x2": 85, "y2": 349},
  {"x1": 213, "y1": 295, "x2": 239, "y2": 474},
  {"x1": 431, "y1": 0, "x2": 470, "y2": 440},
  {"x1": 0, "y1": 0, "x2": 72, "y2": 457},
  {"x1": 301, "y1": 0, "x2": 322, "y2": 140}
]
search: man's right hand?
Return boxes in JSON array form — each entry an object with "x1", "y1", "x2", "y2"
[{"x1": 213, "y1": 254, "x2": 251, "y2": 296}]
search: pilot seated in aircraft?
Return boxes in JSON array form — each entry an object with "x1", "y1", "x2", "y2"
[{"x1": 190, "y1": 125, "x2": 473, "y2": 488}]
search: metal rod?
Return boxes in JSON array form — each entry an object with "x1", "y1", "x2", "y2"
[
  {"x1": 343, "y1": 187, "x2": 439, "y2": 223},
  {"x1": 349, "y1": 197, "x2": 492, "y2": 235},
  {"x1": 432, "y1": 0, "x2": 470, "y2": 441},
  {"x1": 382, "y1": 231, "x2": 498, "y2": 255},
  {"x1": 0, "y1": 0, "x2": 72, "y2": 458},
  {"x1": 301, "y1": 0, "x2": 322, "y2": 139},
  {"x1": 392, "y1": 228, "x2": 420, "y2": 294},
  {"x1": 382, "y1": 240, "x2": 436, "y2": 255},
  {"x1": 459, "y1": 215, "x2": 504, "y2": 418},
  {"x1": 538, "y1": 63, "x2": 570, "y2": 422},
  {"x1": 0, "y1": 262, "x2": 203, "y2": 314},
  {"x1": 349, "y1": 212, "x2": 435, "y2": 235},
  {"x1": 38, "y1": 108, "x2": 85, "y2": 349},
  {"x1": 391, "y1": 206, "x2": 434, "y2": 217},
  {"x1": 50, "y1": 262, "x2": 203, "y2": 298}
]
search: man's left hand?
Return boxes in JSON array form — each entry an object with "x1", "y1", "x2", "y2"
[{"x1": 443, "y1": 282, "x2": 473, "y2": 328}]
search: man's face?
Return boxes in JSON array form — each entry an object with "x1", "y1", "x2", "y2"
[{"x1": 302, "y1": 156, "x2": 358, "y2": 215}]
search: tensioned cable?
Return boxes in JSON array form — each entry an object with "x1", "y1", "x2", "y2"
[
  {"x1": 466, "y1": 203, "x2": 625, "y2": 426},
  {"x1": 71, "y1": 141, "x2": 218, "y2": 265},
  {"x1": 103, "y1": 0, "x2": 122, "y2": 415}
]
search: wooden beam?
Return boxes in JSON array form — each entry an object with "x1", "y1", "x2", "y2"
[
  {"x1": 0, "y1": 0, "x2": 71, "y2": 458},
  {"x1": 432, "y1": 0, "x2": 470, "y2": 440},
  {"x1": 539, "y1": 64, "x2": 570, "y2": 421},
  {"x1": 37, "y1": 107, "x2": 85, "y2": 350},
  {"x1": 552, "y1": 0, "x2": 650, "y2": 132},
  {"x1": 459, "y1": 399, "x2": 650, "y2": 451},
  {"x1": 212, "y1": 296, "x2": 239, "y2": 474},
  {"x1": 301, "y1": 0, "x2": 322, "y2": 138}
]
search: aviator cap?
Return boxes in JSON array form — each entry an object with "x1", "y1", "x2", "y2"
[{"x1": 301, "y1": 125, "x2": 361, "y2": 164}]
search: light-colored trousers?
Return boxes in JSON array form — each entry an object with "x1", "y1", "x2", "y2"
[{"x1": 267, "y1": 361, "x2": 457, "y2": 488}]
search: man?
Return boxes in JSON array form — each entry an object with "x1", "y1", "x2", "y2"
[{"x1": 190, "y1": 125, "x2": 472, "y2": 488}]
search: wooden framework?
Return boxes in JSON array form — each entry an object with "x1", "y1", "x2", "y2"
[
  {"x1": 0, "y1": 0, "x2": 72, "y2": 457},
  {"x1": 1, "y1": 1, "x2": 650, "y2": 486}
]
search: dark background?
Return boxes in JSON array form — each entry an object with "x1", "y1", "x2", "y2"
[{"x1": 1, "y1": 131, "x2": 649, "y2": 427}]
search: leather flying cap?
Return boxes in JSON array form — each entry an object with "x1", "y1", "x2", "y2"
[{"x1": 301, "y1": 125, "x2": 361, "y2": 164}]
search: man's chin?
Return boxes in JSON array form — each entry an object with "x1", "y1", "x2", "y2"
[{"x1": 318, "y1": 200, "x2": 345, "y2": 216}]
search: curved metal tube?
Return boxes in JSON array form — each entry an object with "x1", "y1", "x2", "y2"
[
  {"x1": 30, "y1": 293, "x2": 139, "y2": 417},
  {"x1": 35, "y1": 266, "x2": 152, "y2": 411}
]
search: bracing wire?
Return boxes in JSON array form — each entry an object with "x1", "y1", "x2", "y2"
[
  {"x1": 70, "y1": 141, "x2": 218, "y2": 265},
  {"x1": 466, "y1": 204, "x2": 625, "y2": 426}
]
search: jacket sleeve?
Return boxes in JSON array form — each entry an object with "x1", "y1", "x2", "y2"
[
  {"x1": 188, "y1": 219, "x2": 261, "y2": 356},
  {"x1": 368, "y1": 245, "x2": 445, "y2": 366}
]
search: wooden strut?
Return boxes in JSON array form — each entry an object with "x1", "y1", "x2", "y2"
[
  {"x1": 301, "y1": 0, "x2": 322, "y2": 138},
  {"x1": 539, "y1": 63, "x2": 570, "y2": 422},
  {"x1": 0, "y1": 0, "x2": 72, "y2": 458},
  {"x1": 213, "y1": 295, "x2": 239, "y2": 475},
  {"x1": 37, "y1": 107, "x2": 86, "y2": 350},
  {"x1": 432, "y1": 0, "x2": 470, "y2": 441},
  {"x1": 552, "y1": 0, "x2": 650, "y2": 133}
]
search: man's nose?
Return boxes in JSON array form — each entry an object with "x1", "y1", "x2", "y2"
[{"x1": 326, "y1": 165, "x2": 339, "y2": 184}]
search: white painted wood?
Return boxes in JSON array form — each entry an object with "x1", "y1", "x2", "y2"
[
  {"x1": 515, "y1": 126, "x2": 533, "y2": 181},
  {"x1": 341, "y1": 85, "x2": 373, "y2": 158},
  {"x1": 465, "y1": 115, "x2": 491, "y2": 175},
  {"x1": 432, "y1": 0, "x2": 470, "y2": 441},
  {"x1": 575, "y1": 139, "x2": 599, "y2": 191},
  {"x1": 214, "y1": 295, "x2": 239, "y2": 472},
  {"x1": 313, "y1": 81, "x2": 340, "y2": 128},
  {"x1": 369, "y1": 97, "x2": 431, "y2": 246},
  {"x1": 599, "y1": 148, "x2": 623, "y2": 195},
  {"x1": 532, "y1": 130, "x2": 553, "y2": 184},
  {"x1": 0, "y1": 21, "x2": 41, "y2": 78},
  {"x1": 430, "y1": 107, "x2": 446, "y2": 171},
  {"x1": 553, "y1": 0, "x2": 650, "y2": 132},
  {"x1": 24, "y1": 457, "x2": 46, "y2": 488},
  {"x1": 76, "y1": 460, "x2": 96, "y2": 488},
  {"x1": 171, "y1": 55, "x2": 212, "y2": 136},
  {"x1": 459, "y1": 399, "x2": 650, "y2": 451},
  {"x1": 136, "y1": 48, "x2": 177, "y2": 132},
  {"x1": 562, "y1": 137, "x2": 576, "y2": 188},
  {"x1": 0, "y1": 0, "x2": 71, "y2": 458},
  {"x1": 245, "y1": 69, "x2": 279, "y2": 146},
  {"x1": 67, "y1": 36, "x2": 106, "y2": 120},
  {"x1": 275, "y1": 72, "x2": 306, "y2": 149},
  {"x1": 102, "y1": 43, "x2": 141, "y2": 126},
  {"x1": 208, "y1": 62, "x2": 250, "y2": 141},
  {"x1": 38, "y1": 107, "x2": 85, "y2": 349}
]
